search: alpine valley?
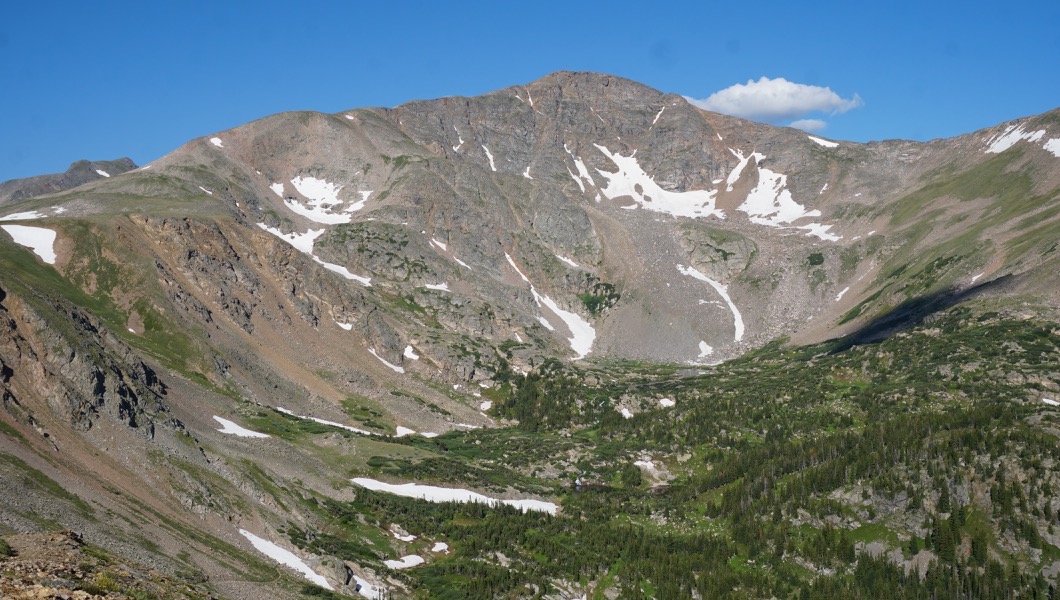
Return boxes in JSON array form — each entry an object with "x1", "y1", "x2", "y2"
[{"x1": 1, "y1": 71, "x2": 1059, "y2": 599}]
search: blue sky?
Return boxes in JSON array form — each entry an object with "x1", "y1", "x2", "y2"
[{"x1": 1, "y1": 0, "x2": 1057, "y2": 182}]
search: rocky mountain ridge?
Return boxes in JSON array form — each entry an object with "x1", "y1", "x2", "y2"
[{"x1": 0, "y1": 158, "x2": 137, "y2": 205}]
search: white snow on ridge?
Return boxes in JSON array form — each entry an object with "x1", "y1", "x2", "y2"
[
  {"x1": 1, "y1": 225, "x2": 57, "y2": 264},
  {"x1": 452, "y1": 127, "x2": 464, "y2": 152},
  {"x1": 369, "y1": 348, "x2": 405, "y2": 373},
  {"x1": 1044, "y1": 139, "x2": 1060, "y2": 158},
  {"x1": 807, "y1": 135, "x2": 839, "y2": 148},
  {"x1": 739, "y1": 165, "x2": 839, "y2": 241},
  {"x1": 95, "y1": 169, "x2": 111, "y2": 177},
  {"x1": 213, "y1": 416, "x2": 269, "y2": 438},
  {"x1": 238, "y1": 529, "x2": 332, "y2": 589},
  {"x1": 0, "y1": 211, "x2": 46, "y2": 221},
  {"x1": 352, "y1": 477, "x2": 558, "y2": 515},
  {"x1": 210, "y1": 137, "x2": 224, "y2": 148},
  {"x1": 594, "y1": 144, "x2": 722, "y2": 218},
  {"x1": 652, "y1": 106, "x2": 666, "y2": 125},
  {"x1": 424, "y1": 283, "x2": 451, "y2": 292},
  {"x1": 677, "y1": 265, "x2": 744, "y2": 342},
  {"x1": 482, "y1": 145, "x2": 497, "y2": 171},
  {"x1": 404, "y1": 345, "x2": 420, "y2": 360},
  {"x1": 985, "y1": 124, "x2": 1047, "y2": 154},
  {"x1": 385, "y1": 555, "x2": 425, "y2": 570}
]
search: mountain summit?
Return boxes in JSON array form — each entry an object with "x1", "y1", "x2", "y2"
[{"x1": 1, "y1": 72, "x2": 1059, "y2": 598}]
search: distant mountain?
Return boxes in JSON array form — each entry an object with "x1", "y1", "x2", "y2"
[
  {"x1": 0, "y1": 72, "x2": 1058, "y2": 598},
  {"x1": 0, "y1": 157, "x2": 137, "y2": 204}
]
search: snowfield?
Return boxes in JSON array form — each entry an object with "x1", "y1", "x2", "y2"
[
  {"x1": 384, "y1": 555, "x2": 425, "y2": 569},
  {"x1": 0, "y1": 211, "x2": 47, "y2": 222},
  {"x1": 95, "y1": 169, "x2": 111, "y2": 177},
  {"x1": 1, "y1": 225, "x2": 57, "y2": 264},
  {"x1": 213, "y1": 416, "x2": 269, "y2": 438},
  {"x1": 807, "y1": 135, "x2": 839, "y2": 148},
  {"x1": 210, "y1": 137, "x2": 224, "y2": 147},
  {"x1": 594, "y1": 144, "x2": 722, "y2": 219},
  {"x1": 238, "y1": 529, "x2": 332, "y2": 589},
  {"x1": 369, "y1": 348, "x2": 404, "y2": 373},
  {"x1": 352, "y1": 478, "x2": 558, "y2": 515}
]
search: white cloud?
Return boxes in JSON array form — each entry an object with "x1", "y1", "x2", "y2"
[
  {"x1": 686, "y1": 77, "x2": 862, "y2": 123},
  {"x1": 788, "y1": 118, "x2": 827, "y2": 132}
]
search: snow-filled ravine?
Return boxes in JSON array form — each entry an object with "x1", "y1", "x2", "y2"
[
  {"x1": 505, "y1": 253, "x2": 595, "y2": 359},
  {"x1": 677, "y1": 265, "x2": 745, "y2": 342},
  {"x1": 1, "y1": 225, "x2": 57, "y2": 264},
  {"x1": 352, "y1": 478, "x2": 558, "y2": 515},
  {"x1": 238, "y1": 529, "x2": 332, "y2": 589}
]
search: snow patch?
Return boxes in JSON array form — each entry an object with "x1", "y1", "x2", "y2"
[
  {"x1": 404, "y1": 345, "x2": 419, "y2": 360},
  {"x1": 985, "y1": 124, "x2": 1047, "y2": 154},
  {"x1": 256, "y1": 224, "x2": 371, "y2": 286},
  {"x1": 697, "y1": 341, "x2": 714, "y2": 358},
  {"x1": 480, "y1": 400, "x2": 493, "y2": 411},
  {"x1": 210, "y1": 137, "x2": 223, "y2": 148},
  {"x1": 452, "y1": 127, "x2": 464, "y2": 152},
  {"x1": 555, "y1": 255, "x2": 579, "y2": 268},
  {"x1": 1043, "y1": 398, "x2": 1059, "y2": 407},
  {"x1": 835, "y1": 286, "x2": 850, "y2": 301},
  {"x1": 0, "y1": 211, "x2": 46, "y2": 221},
  {"x1": 432, "y1": 542, "x2": 449, "y2": 553},
  {"x1": 430, "y1": 238, "x2": 448, "y2": 252},
  {"x1": 352, "y1": 478, "x2": 558, "y2": 514},
  {"x1": 385, "y1": 555, "x2": 425, "y2": 570},
  {"x1": 482, "y1": 145, "x2": 496, "y2": 171},
  {"x1": 269, "y1": 182, "x2": 285, "y2": 198},
  {"x1": 424, "y1": 283, "x2": 451, "y2": 292},
  {"x1": 564, "y1": 144, "x2": 594, "y2": 192},
  {"x1": 659, "y1": 398, "x2": 676, "y2": 408},
  {"x1": 619, "y1": 407, "x2": 633, "y2": 419},
  {"x1": 336, "y1": 321, "x2": 353, "y2": 331},
  {"x1": 807, "y1": 135, "x2": 839, "y2": 148},
  {"x1": 633, "y1": 459, "x2": 655, "y2": 470},
  {"x1": 198, "y1": 186, "x2": 213, "y2": 195},
  {"x1": 506, "y1": 252, "x2": 595, "y2": 358},
  {"x1": 677, "y1": 265, "x2": 744, "y2": 342},
  {"x1": 523, "y1": 166, "x2": 533, "y2": 179},
  {"x1": 213, "y1": 416, "x2": 269, "y2": 438},
  {"x1": 1044, "y1": 138, "x2": 1060, "y2": 157},
  {"x1": 738, "y1": 161, "x2": 839, "y2": 241},
  {"x1": 95, "y1": 169, "x2": 110, "y2": 177},
  {"x1": 594, "y1": 144, "x2": 722, "y2": 218},
  {"x1": 369, "y1": 348, "x2": 404, "y2": 373},
  {"x1": 276, "y1": 407, "x2": 372, "y2": 435},
  {"x1": 2, "y1": 225, "x2": 57, "y2": 264},
  {"x1": 285, "y1": 176, "x2": 364, "y2": 224},
  {"x1": 971, "y1": 272, "x2": 984, "y2": 284},
  {"x1": 238, "y1": 529, "x2": 332, "y2": 590},
  {"x1": 453, "y1": 256, "x2": 471, "y2": 270},
  {"x1": 652, "y1": 106, "x2": 665, "y2": 125}
]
